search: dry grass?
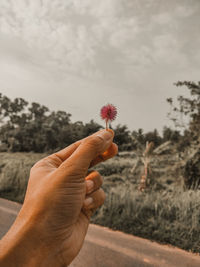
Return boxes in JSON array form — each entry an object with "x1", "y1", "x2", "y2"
[
  {"x1": 93, "y1": 154, "x2": 200, "y2": 253},
  {"x1": 92, "y1": 184, "x2": 200, "y2": 252},
  {"x1": 0, "y1": 152, "x2": 45, "y2": 202}
]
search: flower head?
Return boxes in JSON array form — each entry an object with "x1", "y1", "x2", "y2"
[{"x1": 100, "y1": 104, "x2": 117, "y2": 129}]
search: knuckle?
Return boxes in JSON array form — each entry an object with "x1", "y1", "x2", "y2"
[
  {"x1": 48, "y1": 155, "x2": 62, "y2": 166},
  {"x1": 31, "y1": 159, "x2": 43, "y2": 170},
  {"x1": 86, "y1": 135, "x2": 104, "y2": 148},
  {"x1": 99, "y1": 188, "x2": 106, "y2": 203},
  {"x1": 93, "y1": 170, "x2": 101, "y2": 180},
  {"x1": 71, "y1": 142, "x2": 80, "y2": 151},
  {"x1": 93, "y1": 170, "x2": 100, "y2": 176},
  {"x1": 90, "y1": 171, "x2": 103, "y2": 187},
  {"x1": 99, "y1": 175, "x2": 103, "y2": 186}
]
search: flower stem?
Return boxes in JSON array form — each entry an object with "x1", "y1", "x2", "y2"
[{"x1": 106, "y1": 119, "x2": 109, "y2": 130}]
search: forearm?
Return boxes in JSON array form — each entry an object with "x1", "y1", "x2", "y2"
[{"x1": 0, "y1": 212, "x2": 61, "y2": 267}]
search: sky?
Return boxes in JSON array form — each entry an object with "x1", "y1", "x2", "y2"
[{"x1": 0, "y1": 0, "x2": 200, "y2": 133}]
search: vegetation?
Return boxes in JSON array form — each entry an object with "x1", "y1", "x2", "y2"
[
  {"x1": 0, "y1": 152, "x2": 43, "y2": 202},
  {"x1": 1, "y1": 81, "x2": 199, "y2": 153},
  {"x1": 0, "y1": 93, "x2": 182, "y2": 153},
  {"x1": 167, "y1": 81, "x2": 200, "y2": 142},
  {"x1": 0, "y1": 93, "x2": 103, "y2": 152},
  {"x1": 0, "y1": 81, "x2": 200, "y2": 253},
  {"x1": 0, "y1": 152, "x2": 199, "y2": 253}
]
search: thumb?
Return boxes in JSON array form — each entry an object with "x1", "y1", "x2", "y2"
[{"x1": 59, "y1": 129, "x2": 114, "y2": 175}]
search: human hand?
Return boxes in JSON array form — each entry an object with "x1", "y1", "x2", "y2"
[{"x1": 0, "y1": 130, "x2": 118, "y2": 267}]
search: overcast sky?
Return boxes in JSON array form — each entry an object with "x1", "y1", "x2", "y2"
[{"x1": 0, "y1": 0, "x2": 200, "y2": 133}]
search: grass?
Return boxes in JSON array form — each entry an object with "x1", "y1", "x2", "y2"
[
  {"x1": 0, "y1": 152, "x2": 199, "y2": 253},
  {"x1": 0, "y1": 152, "x2": 44, "y2": 202},
  {"x1": 92, "y1": 185, "x2": 200, "y2": 253},
  {"x1": 93, "y1": 154, "x2": 200, "y2": 253}
]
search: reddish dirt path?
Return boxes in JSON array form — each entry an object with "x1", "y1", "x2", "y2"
[{"x1": 0, "y1": 198, "x2": 199, "y2": 267}]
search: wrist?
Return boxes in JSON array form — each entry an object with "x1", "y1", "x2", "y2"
[{"x1": 0, "y1": 207, "x2": 62, "y2": 267}]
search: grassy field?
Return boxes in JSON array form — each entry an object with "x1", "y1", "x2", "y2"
[
  {"x1": 0, "y1": 153, "x2": 45, "y2": 202},
  {"x1": 0, "y1": 151, "x2": 199, "y2": 253}
]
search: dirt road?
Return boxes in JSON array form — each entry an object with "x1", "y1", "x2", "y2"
[{"x1": 0, "y1": 198, "x2": 199, "y2": 267}]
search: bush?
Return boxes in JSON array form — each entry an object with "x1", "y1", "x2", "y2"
[{"x1": 92, "y1": 186, "x2": 200, "y2": 253}]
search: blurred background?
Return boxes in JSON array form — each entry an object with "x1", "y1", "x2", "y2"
[{"x1": 0, "y1": 0, "x2": 200, "y2": 254}]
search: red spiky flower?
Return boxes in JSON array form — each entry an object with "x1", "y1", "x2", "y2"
[{"x1": 100, "y1": 104, "x2": 117, "y2": 129}]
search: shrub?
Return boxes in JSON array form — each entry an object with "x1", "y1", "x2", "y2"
[{"x1": 92, "y1": 186, "x2": 200, "y2": 253}]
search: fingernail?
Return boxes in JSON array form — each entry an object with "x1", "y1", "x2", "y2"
[
  {"x1": 84, "y1": 197, "x2": 93, "y2": 207},
  {"x1": 86, "y1": 179, "x2": 94, "y2": 193},
  {"x1": 96, "y1": 130, "x2": 113, "y2": 141}
]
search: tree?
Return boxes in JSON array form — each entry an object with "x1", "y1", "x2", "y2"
[
  {"x1": 167, "y1": 81, "x2": 200, "y2": 140},
  {"x1": 113, "y1": 124, "x2": 132, "y2": 151},
  {"x1": 132, "y1": 128, "x2": 145, "y2": 145},
  {"x1": 0, "y1": 93, "x2": 103, "y2": 152},
  {"x1": 83, "y1": 120, "x2": 102, "y2": 137},
  {"x1": 162, "y1": 126, "x2": 181, "y2": 143},
  {"x1": 0, "y1": 94, "x2": 28, "y2": 126},
  {"x1": 143, "y1": 129, "x2": 162, "y2": 147}
]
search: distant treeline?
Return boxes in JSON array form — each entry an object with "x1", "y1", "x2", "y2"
[{"x1": 2, "y1": 80, "x2": 199, "y2": 153}]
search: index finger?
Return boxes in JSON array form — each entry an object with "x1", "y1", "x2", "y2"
[
  {"x1": 89, "y1": 143, "x2": 118, "y2": 167},
  {"x1": 53, "y1": 130, "x2": 113, "y2": 164},
  {"x1": 54, "y1": 141, "x2": 81, "y2": 162}
]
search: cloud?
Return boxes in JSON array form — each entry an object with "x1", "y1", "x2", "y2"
[
  {"x1": 0, "y1": 0, "x2": 141, "y2": 82},
  {"x1": 0, "y1": 0, "x2": 200, "y2": 132},
  {"x1": 0, "y1": 0, "x2": 98, "y2": 78},
  {"x1": 1, "y1": 1, "x2": 199, "y2": 79}
]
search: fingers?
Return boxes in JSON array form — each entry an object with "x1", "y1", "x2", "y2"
[
  {"x1": 45, "y1": 129, "x2": 114, "y2": 170},
  {"x1": 55, "y1": 129, "x2": 113, "y2": 164},
  {"x1": 58, "y1": 129, "x2": 114, "y2": 174},
  {"x1": 54, "y1": 141, "x2": 81, "y2": 162},
  {"x1": 83, "y1": 170, "x2": 106, "y2": 219},
  {"x1": 90, "y1": 143, "x2": 118, "y2": 167},
  {"x1": 78, "y1": 186, "x2": 105, "y2": 232},
  {"x1": 82, "y1": 188, "x2": 106, "y2": 216},
  {"x1": 85, "y1": 171, "x2": 103, "y2": 194},
  {"x1": 37, "y1": 141, "x2": 82, "y2": 169},
  {"x1": 45, "y1": 141, "x2": 117, "y2": 169}
]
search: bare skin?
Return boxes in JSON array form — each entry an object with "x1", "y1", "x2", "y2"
[{"x1": 0, "y1": 129, "x2": 118, "y2": 267}]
